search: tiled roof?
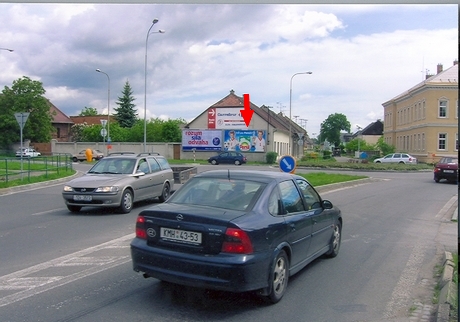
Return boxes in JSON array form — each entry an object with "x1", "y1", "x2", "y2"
[
  {"x1": 48, "y1": 100, "x2": 73, "y2": 124},
  {"x1": 385, "y1": 63, "x2": 458, "y2": 104}
]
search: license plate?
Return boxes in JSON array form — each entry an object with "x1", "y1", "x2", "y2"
[
  {"x1": 444, "y1": 170, "x2": 454, "y2": 173},
  {"x1": 73, "y1": 195, "x2": 92, "y2": 201},
  {"x1": 160, "y1": 227, "x2": 202, "y2": 245}
]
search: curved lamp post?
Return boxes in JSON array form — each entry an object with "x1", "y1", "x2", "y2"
[
  {"x1": 0, "y1": 48, "x2": 13, "y2": 52},
  {"x1": 289, "y1": 71, "x2": 312, "y2": 156},
  {"x1": 96, "y1": 69, "x2": 110, "y2": 152},
  {"x1": 144, "y1": 18, "x2": 165, "y2": 152}
]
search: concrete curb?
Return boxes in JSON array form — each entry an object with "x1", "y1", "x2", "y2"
[{"x1": 436, "y1": 206, "x2": 458, "y2": 322}]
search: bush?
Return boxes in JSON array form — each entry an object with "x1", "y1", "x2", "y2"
[
  {"x1": 266, "y1": 151, "x2": 278, "y2": 164},
  {"x1": 323, "y1": 150, "x2": 332, "y2": 159}
]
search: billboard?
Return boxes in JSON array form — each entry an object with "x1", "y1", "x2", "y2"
[
  {"x1": 223, "y1": 130, "x2": 266, "y2": 153},
  {"x1": 182, "y1": 130, "x2": 222, "y2": 151},
  {"x1": 208, "y1": 107, "x2": 247, "y2": 129}
]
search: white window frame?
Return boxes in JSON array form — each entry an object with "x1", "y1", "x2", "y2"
[
  {"x1": 438, "y1": 133, "x2": 447, "y2": 151},
  {"x1": 438, "y1": 99, "x2": 448, "y2": 118}
]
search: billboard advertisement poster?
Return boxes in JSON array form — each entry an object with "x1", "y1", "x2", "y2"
[
  {"x1": 182, "y1": 130, "x2": 222, "y2": 151},
  {"x1": 223, "y1": 130, "x2": 266, "y2": 153},
  {"x1": 209, "y1": 107, "x2": 247, "y2": 129}
]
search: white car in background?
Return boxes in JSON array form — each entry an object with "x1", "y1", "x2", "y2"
[
  {"x1": 15, "y1": 148, "x2": 41, "y2": 158},
  {"x1": 373, "y1": 153, "x2": 417, "y2": 164}
]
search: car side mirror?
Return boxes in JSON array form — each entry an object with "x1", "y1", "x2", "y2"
[{"x1": 321, "y1": 200, "x2": 333, "y2": 209}]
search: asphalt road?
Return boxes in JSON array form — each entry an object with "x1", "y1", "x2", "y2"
[{"x1": 0, "y1": 164, "x2": 457, "y2": 322}]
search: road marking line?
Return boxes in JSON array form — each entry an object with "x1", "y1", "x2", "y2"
[{"x1": 0, "y1": 233, "x2": 134, "y2": 307}]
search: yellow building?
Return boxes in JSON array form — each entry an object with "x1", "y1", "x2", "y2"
[{"x1": 382, "y1": 61, "x2": 458, "y2": 163}]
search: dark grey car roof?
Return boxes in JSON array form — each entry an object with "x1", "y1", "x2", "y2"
[{"x1": 195, "y1": 169, "x2": 301, "y2": 183}]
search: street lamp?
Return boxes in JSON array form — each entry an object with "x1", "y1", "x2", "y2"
[
  {"x1": 289, "y1": 71, "x2": 312, "y2": 156},
  {"x1": 144, "y1": 18, "x2": 165, "y2": 152},
  {"x1": 356, "y1": 125, "x2": 362, "y2": 158},
  {"x1": 96, "y1": 69, "x2": 110, "y2": 154},
  {"x1": 0, "y1": 48, "x2": 13, "y2": 52}
]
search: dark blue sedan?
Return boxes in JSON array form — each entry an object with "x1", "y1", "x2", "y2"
[
  {"x1": 208, "y1": 151, "x2": 247, "y2": 165},
  {"x1": 130, "y1": 170, "x2": 342, "y2": 303}
]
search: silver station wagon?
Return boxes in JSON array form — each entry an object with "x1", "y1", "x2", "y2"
[{"x1": 62, "y1": 152, "x2": 174, "y2": 213}]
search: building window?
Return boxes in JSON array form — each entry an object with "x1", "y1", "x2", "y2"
[
  {"x1": 422, "y1": 133, "x2": 425, "y2": 151},
  {"x1": 438, "y1": 100, "x2": 447, "y2": 118},
  {"x1": 438, "y1": 133, "x2": 447, "y2": 150},
  {"x1": 456, "y1": 133, "x2": 458, "y2": 151},
  {"x1": 422, "y1": 101, "x2": 426, "y2": 119},
  {"x1": 456, "y1": 100, "x2": 458, "y2": 119}
]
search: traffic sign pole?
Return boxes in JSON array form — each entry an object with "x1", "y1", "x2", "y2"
[{"x1": 14, "y1": 112, "x2": 30, "y2": 180}]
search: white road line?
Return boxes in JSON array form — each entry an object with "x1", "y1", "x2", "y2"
[
  {"x1": 0, "y1": 233, "x2": 134, "y2": 307},
  {"x1": 32, "y1": 208, "x2": 67, "y2": 215}
]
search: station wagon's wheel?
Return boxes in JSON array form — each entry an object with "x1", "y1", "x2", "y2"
[
  {"x1": 159, "y1": 182, "x2": 170, "y2": 202},
  {"x1": 211, "y1": 160, "x2": 217, "y2": 165},
  {"x1": 67, "y1": 205, "x2": 81, "y2": 212},
  {"x1": 118, "y1": 189, "x2": 133, "y2": 214},
  {"x1": 434, "y1": 177, "x2": 440, "y2": 183},
  {"x1": 399, "y1": 161, "x2": 405, "y2": 164},
  {"x1": 267, "y1": 250, "x2": 289, "y2": 303},
  {"x1": 326, "y1": 221, "x2": 341, "y2": 258},
  {"x1": 72, "y1": 157, "x2": 78, "y2": 162},
  {"x1": 234, "y1": 160, "x2": 241, "y2": 165}
]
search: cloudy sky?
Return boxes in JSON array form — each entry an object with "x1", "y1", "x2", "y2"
[{"x1": 0, "y1": 3, "x2": 457, "y2": 137}]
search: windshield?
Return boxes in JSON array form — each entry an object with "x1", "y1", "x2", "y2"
[
  {"x1": 88, "y1": 158, "x2": 136, "y2": 174},
  {"x1": 168, "y1": 177, "x2": 266, "y2": 211}
]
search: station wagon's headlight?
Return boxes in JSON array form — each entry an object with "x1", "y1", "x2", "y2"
[
  {"x1": 95, "y1": 186, "x2": 119, "y2": 193},
  {"x1": 63, "y1": 185, "x2": 74, "y2": 192}
]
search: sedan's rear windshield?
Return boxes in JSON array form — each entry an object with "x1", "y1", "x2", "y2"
[{"x1": 169, "y1": 177, "x2": 266, "y2": 211}]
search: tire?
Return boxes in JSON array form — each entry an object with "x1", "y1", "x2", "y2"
[
  {"x1": 434, "y1": 177, "x2": 440, "y2": 183},
  {"x1": 326, "y1": 221, "x2": 342, "y2": 258},
  {"x1": 375, "y1": 161, "x2": 381, "y2": 163},
  {"x1": 235, "y1": 160, "x2": 241, "y2": 165},
  {"x1": 266, "y1": 250, "x2": 289, "y2": 304},
  {"x1": 399, "y1": 161, "x2": 405, "y2": 164},
  {"x1": 118, "y1": 189, "x2": 133, "y2": 214},
  {"x1": 211, "y1": 160, "x2": 217, "y2": 165},
  {"x1": 67, "y1": 205, "x2": 81, "y2": 212},
  {"x1": 159, "y1": 182, "x2": 171, "y2": 202},
  {"x1": 72, "y1": 157, "x2": 78, "y2": 162}
]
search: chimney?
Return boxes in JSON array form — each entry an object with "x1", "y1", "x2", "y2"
[{"x1": 437, "y1": 63, "x2": 443, "y2": 74}]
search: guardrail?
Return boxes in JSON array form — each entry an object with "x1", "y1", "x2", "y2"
[{"x1": 0, "y1": 154, "x2": 73, "y2": 185}]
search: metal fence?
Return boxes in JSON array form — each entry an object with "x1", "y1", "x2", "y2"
[{"x1": 0, "y1": 154, "x2": 73, "y2": 185}]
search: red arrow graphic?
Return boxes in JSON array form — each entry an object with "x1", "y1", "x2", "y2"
[{"x1": 240, "y1": 93, "x2": 254, "y2": 127}]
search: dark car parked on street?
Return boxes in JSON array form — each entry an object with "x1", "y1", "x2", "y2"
[
  {"x1": 434, "y1": 157, "x2": 458, "y2": 183},
  {"x1": 208, "y1": 151, "x2": 247, "y2": 165},
  {"x1": 130, "y1": 170, "x2": 342, "y2": 303}
]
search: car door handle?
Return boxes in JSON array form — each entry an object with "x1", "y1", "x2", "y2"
[{"x1": 290, "y1": 224, "x2": 296, "y2": 231}]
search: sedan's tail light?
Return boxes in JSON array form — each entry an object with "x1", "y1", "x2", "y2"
[
  {"x1": 221, "y1": 228, "x2": 253, "y2": 254},
  {"x1": 135, "y1": 216, "x2": 147, "y2": 239}
]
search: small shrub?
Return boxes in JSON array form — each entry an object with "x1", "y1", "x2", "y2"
[{"x1": 266, "y1": 151, "x2": 278, "y2": 164}]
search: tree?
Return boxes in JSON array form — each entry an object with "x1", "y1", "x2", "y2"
[
  {"x1": 114, "y1": 80, "x2": 137, "y2": 128},
  {"x1": 0, "y1": 76, "x2": 54, "y2": 148},
  {"x1": 79, "y1": 107, "x2": 98, "y2": 116},
  {"x1": 319, "y1": 113, "x2": 351, "y2": 147},
  {"x1": 375, "y1": 136, "x2": 395, "y2": 155}
]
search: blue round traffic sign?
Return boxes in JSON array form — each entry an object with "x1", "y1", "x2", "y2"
[{"x1": 279, "y1": 155, "x2": 296, "y2": 173}]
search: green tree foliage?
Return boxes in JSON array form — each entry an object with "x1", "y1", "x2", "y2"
[
  {"x1": 114, "y1": 80, "x2": 137, "y2": 128},
  {"x1": 375, "y1": 136, "x2": 395, "y2": 155},
  {"x1": 70, "y1": 122, "x2": 90, "y2": 142},
  {"x1": 79, "y1": 107, "x2": 98, "y2": 116},
  {"x1": 319, "y1": 113, "x2": 351, "y2": 147},
  {"x1": 0, "y1": 76, "x2": 54, "y2": 148},
  {"x1": 345, "y1": 138, "x2": 375, "y2": 152},
  {"x1": 76, "y1": 118, "x2": 185, "y2": 143}
]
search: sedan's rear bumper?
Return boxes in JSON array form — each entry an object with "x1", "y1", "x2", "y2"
[{"x1": 130, "y1": 238, "x2": 270, "y2": 293}]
